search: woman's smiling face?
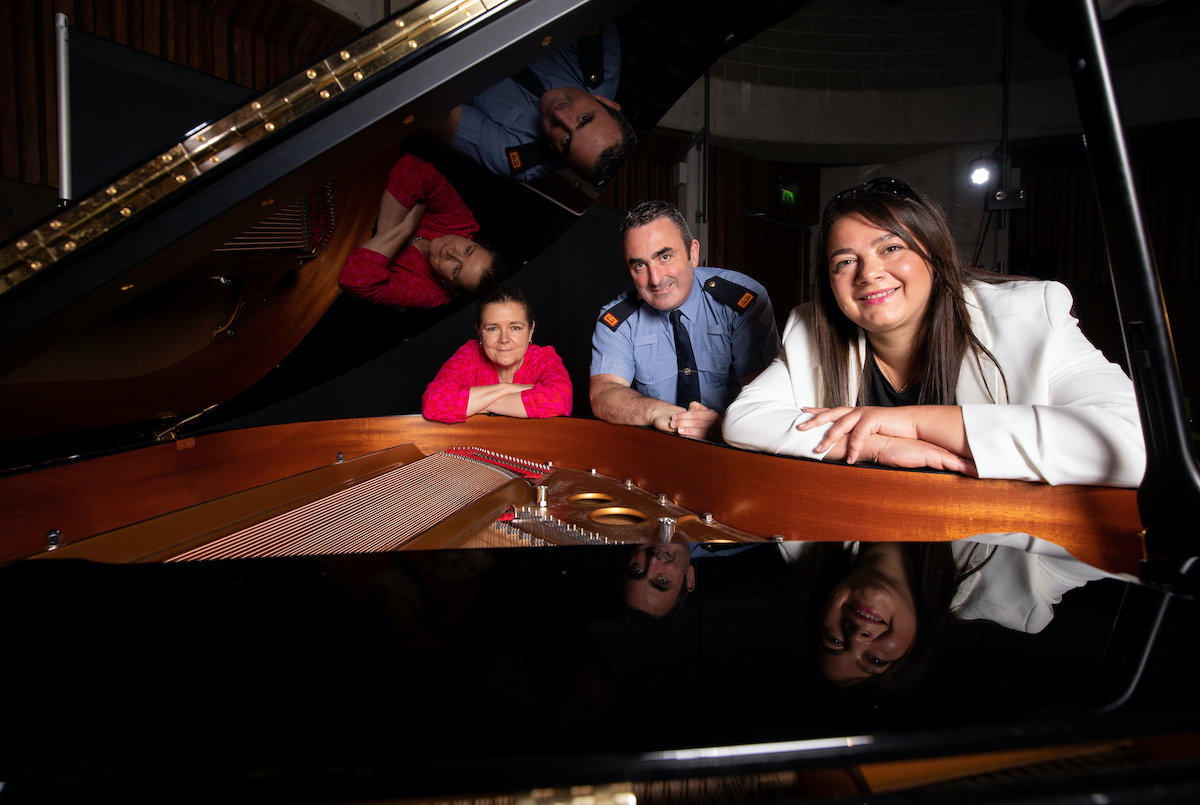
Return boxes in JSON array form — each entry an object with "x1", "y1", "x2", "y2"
[
  {"x1": 477, "y1": 301, "x2": 533, "y2": 373},
  {"x1": 429, "y1": 234, "x2": 489, "y2": 292},
  {"x1": 827, "y1": 213, "x2": 934, "y2": 346},
  {"x1": 815, "y1": 551, "x2": 919, "y2": 685}
]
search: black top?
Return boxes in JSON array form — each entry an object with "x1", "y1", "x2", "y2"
[{"x1": 865, "y1": 351, "x2": 920, "y2": 407}]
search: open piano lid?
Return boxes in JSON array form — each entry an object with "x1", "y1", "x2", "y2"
[
  {"x1": 0, "y1": 0, "x2": 800, "y2": 464},
  {"x1": 0, "y1": 0, "x2": 628, "y2": 456}
]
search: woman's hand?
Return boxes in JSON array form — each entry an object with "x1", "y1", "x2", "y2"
[
  {"x1": 361, "y1": 201, "x2": 426, "y2": 259},
  {"x1": 799, "y1": 404, "x2": 973, "y2": 465},
  {"x1": 873, "y1": 435, "x2": 977, "y2": 476},
  {"x1": 799, "y1": 406, "x2": 918, "y2": 463},
  {"x1": 470, "y1": 383, "x2": 534, "y2": 418}
]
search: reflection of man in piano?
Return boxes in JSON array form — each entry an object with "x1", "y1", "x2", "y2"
[
  {"x1": 622, "y1": 543, "x2": 694, "y2": 619},
  {"x1": 338, "y1": 154, "x2": 500, "y2": 308},
  {"x1": 591, "y1": 201, "x2": 782, "y2": 441},
  {"x1": 426, "y1": 24, "x2": 635, "y2": 185}
]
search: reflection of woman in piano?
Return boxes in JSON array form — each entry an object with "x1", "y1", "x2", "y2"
[
  {"x1": 422, "y1": 287, "x2": 572, "y2": 423},
  {"x1": 723, "y1": 178, "x2": 1144, "y2": 487},
  {"x1": 792, "y1": 536, "x2": 1130, "y2": 694},
  {"x1": 338, "y1": 154, "x2": 501, "y2": 308}
]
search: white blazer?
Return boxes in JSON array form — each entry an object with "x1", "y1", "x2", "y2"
[{"x1": 723, "y1": 280, "x2": 1145, "y2": 488}]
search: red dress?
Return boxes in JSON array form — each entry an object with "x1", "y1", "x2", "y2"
[
  {"x1": 421, "y1": 341, "x2": 573, "y2": 423},
  {"x1": 338, "y1": 154, "x2": 478, "y2": 308}
]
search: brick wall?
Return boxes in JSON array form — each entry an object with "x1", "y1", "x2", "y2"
[{"x1": 714, "y1": 0, "x2": 1200, "y2": 91}]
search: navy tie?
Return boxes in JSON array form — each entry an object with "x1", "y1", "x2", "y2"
[{"x1": 670, "y1": 309, "x2": 701, "y2": 407}]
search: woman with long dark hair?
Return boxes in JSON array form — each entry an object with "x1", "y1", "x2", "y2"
[
  {"x1": 791, "y1": 535, "x2": 1130, "y2": 697},
  {"x1": 723, "y1": 178, "x2": 1144, "y2": 486}
]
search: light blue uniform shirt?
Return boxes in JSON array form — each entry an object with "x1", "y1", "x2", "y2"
[
  {"x1": 451, "y1": 23, "x2": 621, "y2": 181},
  {"x1": 590, "y1": 267, "x2": 781, "y2": 413}
]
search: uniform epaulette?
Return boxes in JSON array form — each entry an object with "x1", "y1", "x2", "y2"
[
  {"x1": 702, "y1": 275, "x2": 758, "y2": 314},
  {"x1": 505, "y1": 140, "x2": 553, "y2": 175},
  {"x1": 599, "y1": 294, "x2": 642, "y2": 331}
]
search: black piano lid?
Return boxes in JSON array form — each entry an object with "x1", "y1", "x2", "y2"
[
  {"x1": 0, "y1": 0, "x2": 802, "y2": 467},
  {"x1": 0, "y1": 0, "x2": 633, "y2": 375}
]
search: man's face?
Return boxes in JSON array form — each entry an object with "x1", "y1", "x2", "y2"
[
  {"x1": 539, "y1": 87, "x2": 624, "y2": 179},
  {"x1": 622, "y1": 217, "x2": 699, "y2": 312},
  {"x1": 622, "y1": 543, "x2": 695, "y2": 618}
]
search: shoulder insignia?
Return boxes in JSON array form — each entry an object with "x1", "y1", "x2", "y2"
[
  {"x1": 703, "y1": 275, "x2": 757, "y2": 314},
  {"x1": 505, "y1": 140, "x2": 552, "y2": 175},
  {"x1": 599, "y1": 294, "x2": 643, "y2": 331}
]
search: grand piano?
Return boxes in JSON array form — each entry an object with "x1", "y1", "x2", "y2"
[{"x1": 1, "y1": 0, "x2": 1197, "y2": 801}]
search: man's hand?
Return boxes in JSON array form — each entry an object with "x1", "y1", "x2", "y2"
[
  {"x1": 591, "y1": 375, "x2": 717, "y2": 440},
  {"x1": 672, "y1": 401, "x2": 720, "y2": 440}
]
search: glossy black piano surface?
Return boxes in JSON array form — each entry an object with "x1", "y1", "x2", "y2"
[{"x1": 1, "y1": 542, "x2": 1197, "y2": 802}]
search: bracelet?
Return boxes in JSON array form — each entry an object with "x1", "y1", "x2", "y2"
[{"x1": 873, "y1": 436, "x2": 894, "y2": 463}]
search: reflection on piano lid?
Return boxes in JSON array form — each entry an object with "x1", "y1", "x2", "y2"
[
  {"x1": 0, "y1": 0, "x2": 514, "y2": 294},
  {"x1": 1, "y1": 539, "x2": 1197, "y2": 800},
  {"x1": 0, "y1": 0, "x2": 639, "y2": 384}
]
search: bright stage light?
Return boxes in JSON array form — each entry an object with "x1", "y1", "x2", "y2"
[{"x1": 969, "y1": 156, "x2": 996, "y2": 186}]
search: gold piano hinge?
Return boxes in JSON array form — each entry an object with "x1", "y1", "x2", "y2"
[
  {"x1": 0, "y1": 0, "x2": 507, "y2": 297},
  {"x1": 155, "y1": 404, "x2": 219, "y2": 443}
]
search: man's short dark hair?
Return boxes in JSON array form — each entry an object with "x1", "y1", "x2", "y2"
[
  {"x1": 589, "y1": 106, "x2": 638, "y2": 186},
  {"x1": 619, "y1": 200, "x2": 694, "y2": 253}
]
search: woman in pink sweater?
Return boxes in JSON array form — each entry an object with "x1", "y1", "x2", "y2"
[
  {"x1": 339, "y1": 153, "x2": 500, "y2": 308},
  {"x1": 422, "y1": 287, "x2": 573, "y2": 422}
]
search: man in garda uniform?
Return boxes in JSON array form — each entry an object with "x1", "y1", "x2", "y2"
[
  {"x1": 590, "y1": 201, "x2": 781, "y2": 441},
  {"x1": 426, "y1": 24, "x2": 636, "y2": 186}
]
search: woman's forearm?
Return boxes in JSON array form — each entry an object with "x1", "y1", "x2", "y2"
[
  {"x1": 466, "y1": 383, "x2": 533, "y2": 417},
  {"x1": 482, "y1": 390, "x2": 534, "y2": 418},
  {"x1": 912, "y1": 405, "x2": 974, "y2": 460}
]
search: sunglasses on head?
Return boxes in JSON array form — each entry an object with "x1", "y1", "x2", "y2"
[{"x1": 823, "y1": 177, "x2": 921, "y2": 218}]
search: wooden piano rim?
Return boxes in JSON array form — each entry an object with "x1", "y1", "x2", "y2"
[{"x1": 0, "y1": 415, "x2": 1145, "y2": 573}]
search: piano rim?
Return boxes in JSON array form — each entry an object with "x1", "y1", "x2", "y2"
[{"x1": 0, "y1": 414, "x2": 1144, "y2": 572}]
